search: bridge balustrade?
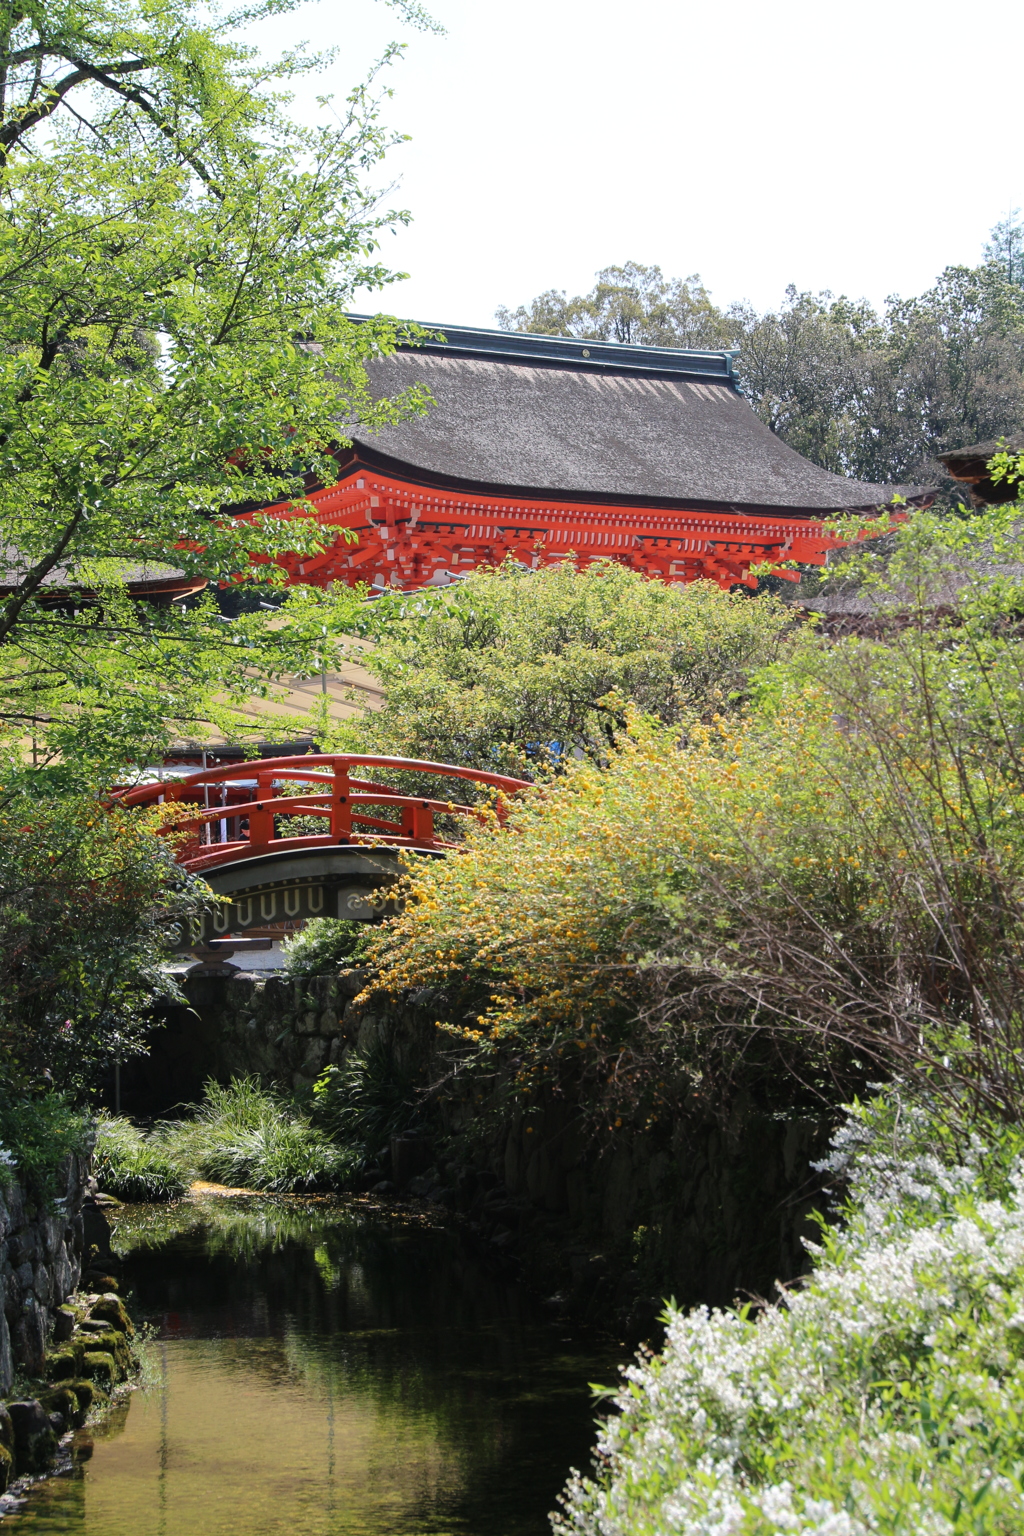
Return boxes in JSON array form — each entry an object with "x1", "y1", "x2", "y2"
[{"x1": 115, "y1": 754, "x2": 530, "y2": 874}]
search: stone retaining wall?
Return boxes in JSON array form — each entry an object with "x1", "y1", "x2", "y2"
[{"x1": 0, "y1": 1153, "x2": 91, "y2": 1394}]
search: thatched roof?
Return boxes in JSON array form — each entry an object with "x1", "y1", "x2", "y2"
[{"x1": 349, "y1": 323, "x2": 931, "y2": 517}]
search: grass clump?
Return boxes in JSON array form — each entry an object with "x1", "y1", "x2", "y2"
[
  {"x1": 95, "y1": 1079, "x2": 361, "y2": 1200},
  {"x1": 172, "y1": 1077, "x2": 360, "y2": 1192},
  {"x1": 93, "y1": 1116, "x2": 189, "y2": 1202},
  {"x1": 312, "y1": 1039, "x2": 421, "y2": 1163}
]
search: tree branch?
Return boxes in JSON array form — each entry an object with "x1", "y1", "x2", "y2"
[
  {"x1": 67, "y1": 58, "x2": 222, "y2": 195},
  {"x1": 0, "y1": 65, "x2": 93, "y2": 151},
  {"x1": 0, "y1": 504, "x2": 89, "y2": 644}
]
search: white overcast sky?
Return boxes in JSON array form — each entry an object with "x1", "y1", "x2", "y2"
[{"x1": 246, "y1": 0, "x2": 1022, "y2": 330}]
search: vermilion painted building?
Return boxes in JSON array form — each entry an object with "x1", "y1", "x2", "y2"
[{"x1": 246, "y1": 323, "x2": 932, "y2": 593}]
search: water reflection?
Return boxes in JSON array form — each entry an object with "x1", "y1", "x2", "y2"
[{"x1": 3, "y1": 1198, "x2": 619, "y2": 1536}]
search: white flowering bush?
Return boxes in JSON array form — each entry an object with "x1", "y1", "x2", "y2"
[{"x1": 555, "y1": 1094, "x2": 1024, "y2": 1535}]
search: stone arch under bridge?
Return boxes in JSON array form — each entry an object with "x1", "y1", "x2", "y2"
[{"x1": 163, "y1": 845, "x2": 413, "y2": 951}]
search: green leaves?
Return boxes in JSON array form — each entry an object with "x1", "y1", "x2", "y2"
[
  {"x1": 0, "y1": 755, "x2": 212, "y2": 1094},
  {"x1": 359, "y1": 510, "x2": 1024, "y2": 1130},
  {"x1": 0, "y1": 0, "x2": 431, "y2": 763},
  {"x1": 338, "y1": 561, "x2": 791, "y2": 777}
]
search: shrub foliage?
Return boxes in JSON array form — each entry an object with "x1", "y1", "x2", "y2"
[
  {"x1": 282, "y1": 918, "x2": 370, "y2": 977},
  {"x1": 0, "y1": 762, "x2": 210, "y2": 1094},
  {"x1": 361, "y1": 509, "x2": 1024, "y2": 1126},
  {"x1": 333, "y1": 561, "x2": 792, "y2": 778}
]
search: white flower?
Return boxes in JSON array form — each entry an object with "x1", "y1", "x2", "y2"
[{"x1": 553, "y1": 1093, "x2": 1024, "y2": 1536}]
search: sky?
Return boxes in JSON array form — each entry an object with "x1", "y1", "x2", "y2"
[{"x1": 246, "y1": 0, "x2": 1023, "y2": 331}]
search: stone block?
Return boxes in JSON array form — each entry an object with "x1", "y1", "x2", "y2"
[
  {"x1": 67, "y1": 1379, "x2": 97, "y2": 1415},
  {"x1": 82, "y1": 1200, "x2": 114, "y2": 1268},
  {"x1": 227, "y1": 973, "x2": 258, "y2": 1002},
  {"x1": 391, "y1": 1135, "x2": 430, "y2": 1189},
  {"x1": 51, "y1": 1246, "x2": 75, "y2": 1305},
  {"x1": 318, "y1": 1009, "x2": 342, "y2": 1038},
  {"x1": 85, "y1": 1329, "x2": 131, "y2": 1373},
  {"x1": 0, "y1": 1313, "x2": 12, "y2": 1396},
  {"x1": 291, "y1": 1037, "x2": 327, "y2": 1091},
  {"x1": 14, "y1": 1298, "x2": 46, "y2": 1376},
  {"x1": 647, "y1": 1151, "x2": 671, "y2": 1195},
  {"x1": 7, "y1": 1399, "x2": 57, "y2": 1474},
  {"x1": 565, "y1": 1166, "x2": 587, "y2": 1221},
  {"x1": 339, "y1": 967, "x2": 370, "y2": 999},
  {"x1": 503, "y1": 1128, "x2": 522, "y2": 1192},
  {"x1": 46, "y1": 1345, "x2": 79, "y2": 1381},
  {"x1": 41, "y1": 1213, "x2": 65, "y2": 1259},
  {"x1": 53, "y1": 1305, "x2": 75, "y2": 1342},
  {"x1": 82, "y1": 1351, "x2": 118, "y2": 1386},
  {"x1": 9, "y1": 1228, "x2": 40, "y2": 1266},
  {"x1": 601, "y1": 1149, "x2": 636, "y2": 1239},
  {"x1": 90, "y1": 1294, "x2": 133, "y2": 1337},
  {"x1": 38, "y1": 1386, "x2": 79, "y2": 1434},
  {"x1": 34, "y1": 1259, "x2": 52, "y2": 1303},
  {"x1": 356, "y1": 1015, "x2": 380, "y2": 1051},
  {"x1": 3, "y1": 1185, "x2": 25, "y2": 1230}
]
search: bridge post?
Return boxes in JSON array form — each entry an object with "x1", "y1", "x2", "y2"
[
  {"x1": 402, "y1": 800, "x2": 434, "y2": 845},
  {"x1": 248, "y1": 772, "x2": 274, "y2": 848},
  {"x1": 331, "y1": 761, "x2": 352, "y2": 843}
]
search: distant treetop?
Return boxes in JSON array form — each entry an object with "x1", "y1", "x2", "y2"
[{"x1": 497, "y1": 255, "x2": 1024, "y2": 503}]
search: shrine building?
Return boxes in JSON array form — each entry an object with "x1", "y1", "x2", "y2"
[{"x1": 246, "y1": 323, "x2": 932, "y2": 593}]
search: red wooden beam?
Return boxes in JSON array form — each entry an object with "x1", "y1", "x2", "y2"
[{"x1": 236, "y1": 468, "x2": 902, "y2": 593}]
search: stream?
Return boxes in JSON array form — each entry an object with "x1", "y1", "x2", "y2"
[{"x1": 3, "y1": 1196, "x2": 623, "y2": 1536}]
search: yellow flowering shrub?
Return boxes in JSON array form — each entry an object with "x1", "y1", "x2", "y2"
[{"x1": 363, "y1": 608, "x2": 1024, "y2": 1122}]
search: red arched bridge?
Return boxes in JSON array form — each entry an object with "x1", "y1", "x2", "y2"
[{"x1": 116, "y1": 754, "x2": 529, "y2": 950}]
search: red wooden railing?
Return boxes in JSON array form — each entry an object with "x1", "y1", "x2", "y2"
[{"x1": 115, "y1": 754, "x2": 530, "y2": 874}]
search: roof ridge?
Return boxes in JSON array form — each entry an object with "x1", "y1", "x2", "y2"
[{"x1": 346, "y1": 313, "x2": 741, "y2": 389}]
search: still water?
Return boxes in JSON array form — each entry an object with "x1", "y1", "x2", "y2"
[{"x1": 4, "y1": 1196, "x2": 622, "y2": 1536}]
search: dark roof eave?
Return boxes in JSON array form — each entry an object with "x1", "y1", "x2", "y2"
[
  {"x1": 0, "y1": 574, "x2": 208, "y2": 600},
  {"x1": 938, "y1": 438, "x2": 1024, "y2": 506},
  {"x1": 338, "y1": 443, "x2": 935, "y2": 521}
]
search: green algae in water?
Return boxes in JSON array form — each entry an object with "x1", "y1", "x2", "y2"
[{"x1": 3, "y1": 1198, "x2": 621, "y2": 1536}]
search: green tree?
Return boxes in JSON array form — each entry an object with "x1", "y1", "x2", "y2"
[
  {"x1": 496, "y1": 260, "x2": 733, "y2": 350},
  {"x1": 858, "y1": 265, "x2": 1024, "y2": 486},
  {"x1": 499, "y1": 261, "x2": 1024, "y2": 502},
  {"x1": 0, "y1": 758, "x2": 209, "y2": 1094},
  {"x1": 332, "y1": 560, "x2": 791, "y2": 778},
  {"x1": 985, "y1": 208, "x2": 1024, "y2": 287},
  {"x1": 0, "y1": 0, "x2": 434, "y2": 769},
  {"x1": 726, "y1": 286, "x2": 881, "y2": 475}
]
